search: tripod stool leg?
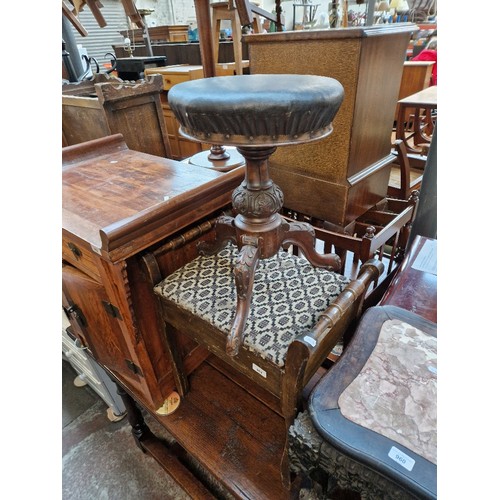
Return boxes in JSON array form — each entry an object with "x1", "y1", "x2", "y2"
[{"x1": 227, "y1": 243, "x2": 260, "y2": 356}]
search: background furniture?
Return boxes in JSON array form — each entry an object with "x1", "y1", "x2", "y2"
[
  {"x1": 245, "y1": 24, "x2": 416, "y2": 229},
  {"x1": 62, "y1": 73, "x2": 171, "y2": 158},
  {"x1": 113, "y1": 40, "x2": 249, "y2": 69},
  {"x1": 211, "y1": 1, "x2": 249, "y2": 75},
  {"x1": 119, "y1": 25, "x2": 190, "y2": 44},
  {"x1": 387, "y1": 139, "x2": 423, "y2": 200},
  {"x1": 396, "y1": 85, "x2": 437, "y2": 157},
  {"x1": 114, "y1": 55, "x2": 167, "y2": 80},
  {"x1": 395, "y1": 60, "x2": 435, "y2": 123},
  {"x1": 292, "y1": 2, "x2": 320, "y2": 29},
  {"x1": 380, "y1": 234, "x2": 436, "y2": 323},
  {"x1": 389, "y1": 83, "x2": 436, "y2": 199},
  {"x1": 62, "y1": 133, "x2": 244, "y2": 412},
  {"x1": 62, "y1": 309, "x2": 127, "y2": 421}
]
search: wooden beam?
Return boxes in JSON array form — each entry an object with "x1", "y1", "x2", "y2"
[
  {"x1": 234, "y1": 0, "x2": 253, "y2": 26},
  {"x1": 194, "y1": 0, "x2": 216, "y2": 78},
  {"x1": 86, "y1": 0, "x2": 107, "y2": 28},
  {"x1": 62, "y1": 1, "x2": 88, "y2": 37},
  {"x1": 120, "y1": 0, "x2": 145, "y2": 28}
]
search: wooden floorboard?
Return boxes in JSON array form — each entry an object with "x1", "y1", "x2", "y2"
[{"x1": 148, "y1": 360, "x2": 291, "y2": 500}]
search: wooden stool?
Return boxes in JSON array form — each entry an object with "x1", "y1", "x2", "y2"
[
  {"x1": 211, "y1": 1, "x2": 262, "y2": 75},
  {"x1": 168, "y1": 73, "x2": 345, "y2": 355}
]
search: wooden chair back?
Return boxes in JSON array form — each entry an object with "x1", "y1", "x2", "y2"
[{"x1": 387, "y1": 139, "x2": 424, "y2": 201}]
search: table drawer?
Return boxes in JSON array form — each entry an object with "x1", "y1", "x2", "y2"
[
  {"x1": 145, "y1": 65, "x2": 204, "y2": 91},
  {"x1": 161, "y1": 72, "x2": 201, "y2": 91},
  {"x1": 62, "y1": 235, "x2": 101, "y2": 282}
]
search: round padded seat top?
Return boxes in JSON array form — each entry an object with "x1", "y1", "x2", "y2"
[{"x1": 168, "y1": 74, "x2": 344, "y2": 147}]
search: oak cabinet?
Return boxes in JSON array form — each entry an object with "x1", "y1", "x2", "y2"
[
  {"x1": 62, "y1": 134, "x2": 244, "y2": 409},
  {"x1": 245, "y1": 24, "x2": 417, "y2": 228}
]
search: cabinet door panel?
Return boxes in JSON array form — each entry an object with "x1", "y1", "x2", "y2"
[{"x1": 62, "y1": 263, "x2": 139, "y2": 382}]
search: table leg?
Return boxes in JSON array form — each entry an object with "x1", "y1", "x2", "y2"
[
  {"x1": 194, "y1": 0, "x2": 216, "y2": 77},
  {"x1": 115, "y1": 382, "x2": 150, "y2": 451}
]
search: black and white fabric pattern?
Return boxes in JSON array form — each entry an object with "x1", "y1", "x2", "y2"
[{"x1": 154, "y1": 244, "x2": 350, "y2": 367}]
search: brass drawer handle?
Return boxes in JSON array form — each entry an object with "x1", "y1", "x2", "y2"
[{"x1": 67, "y1": 242, "x2": 82, "y2": 260}]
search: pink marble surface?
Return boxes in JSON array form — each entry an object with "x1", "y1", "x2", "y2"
[{"x1": 338, "y1": 319, "x2": 437, "y2": 464}]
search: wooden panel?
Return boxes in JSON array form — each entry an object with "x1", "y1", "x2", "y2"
[
  {"x1": 95, "y1": 75, "x2": 171, "y2": 158},
  {"x1": 398, "y1": 61, "x2": 434, "y2": 100},
  {"x1": 348, "y1": 31, "x2": 409, "y2": 178},
  {"x1": 62, "y1": 74, "x2": 171, "y2": 158},
  {"x1": 395, "y1": 60, "x2": 434, "y2": 122},
  {"x1": 248, "y1": 35, "x2": 360, "y2": 184},
  {"x1": 270, "y1": 165, "x2": 349, "y2": 227},
  {"x1": 61, "y1": 97, "x2": 110, "y2": 145},
  {"x1": 62, "y1": 263, "x2": 139, "y2": 385},
  {"x1": 345, "y1": 155, "x2": 395, "y2": 224},
  {"x1": 62, "y1": 233, "x2": 101, "y2": 283}
]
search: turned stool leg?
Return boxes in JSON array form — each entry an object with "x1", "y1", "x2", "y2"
[{"x1": 200, "y1": 145, "x2": 342, "y2": 355}]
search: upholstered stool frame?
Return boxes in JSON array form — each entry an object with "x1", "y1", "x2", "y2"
[{"x1": 150, "y1": 73, "x2": 384, "y2": 487}]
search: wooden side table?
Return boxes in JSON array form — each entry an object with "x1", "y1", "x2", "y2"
[
  {"x1": 380, "y1": 234, "x2": 437, "y2": 323},
  {"x1": 396, "y1": 86, "x2": 437, "y2": 157},
  {"x1": 62, "y1": 133, "x2": 244, "y2": 410}
]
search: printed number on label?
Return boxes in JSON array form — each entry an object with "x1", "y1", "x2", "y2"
[
  {"x1": 252, "y1": 363, "x2": 267, "y2": 378},
  {"x1": 388, "y1": 446, "x2": 415, "y2": 472}
]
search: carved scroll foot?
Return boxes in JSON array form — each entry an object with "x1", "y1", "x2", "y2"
[
  {"x1": 197, "y1": 215, "x2": 237, "y2": 255},
  {"x1": 282, "y1": 221, "x2": 342, "y2": 271},
  {"x1": 227, "y1": 244, "x2": 260, "y2": 356}
]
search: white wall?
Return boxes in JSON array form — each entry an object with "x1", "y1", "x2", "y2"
[
  {"x1": 133, "y1": 0, "x2": 197, "y2": 28},
  {"x1": 259, "y1": 1, "x2": 368, "y2": 31},
  {"x1": 133, "y1": 0, "x2": 370, "y2": 32}
]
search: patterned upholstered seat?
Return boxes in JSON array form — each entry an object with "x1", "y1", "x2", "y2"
[
  {"x1": 154, "y1": 244, "x2": 350, "y2": 367},
  {"x1": 143, "y1": 222, "x2": 383, "y2": 490}
]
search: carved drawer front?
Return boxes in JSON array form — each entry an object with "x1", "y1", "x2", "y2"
[
  {"x1": 62, "y1": 263, "x2": 140, "y2": 385},
  {"x1": 62, "y1": 235, "x2": 100, "y2": 282}
]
